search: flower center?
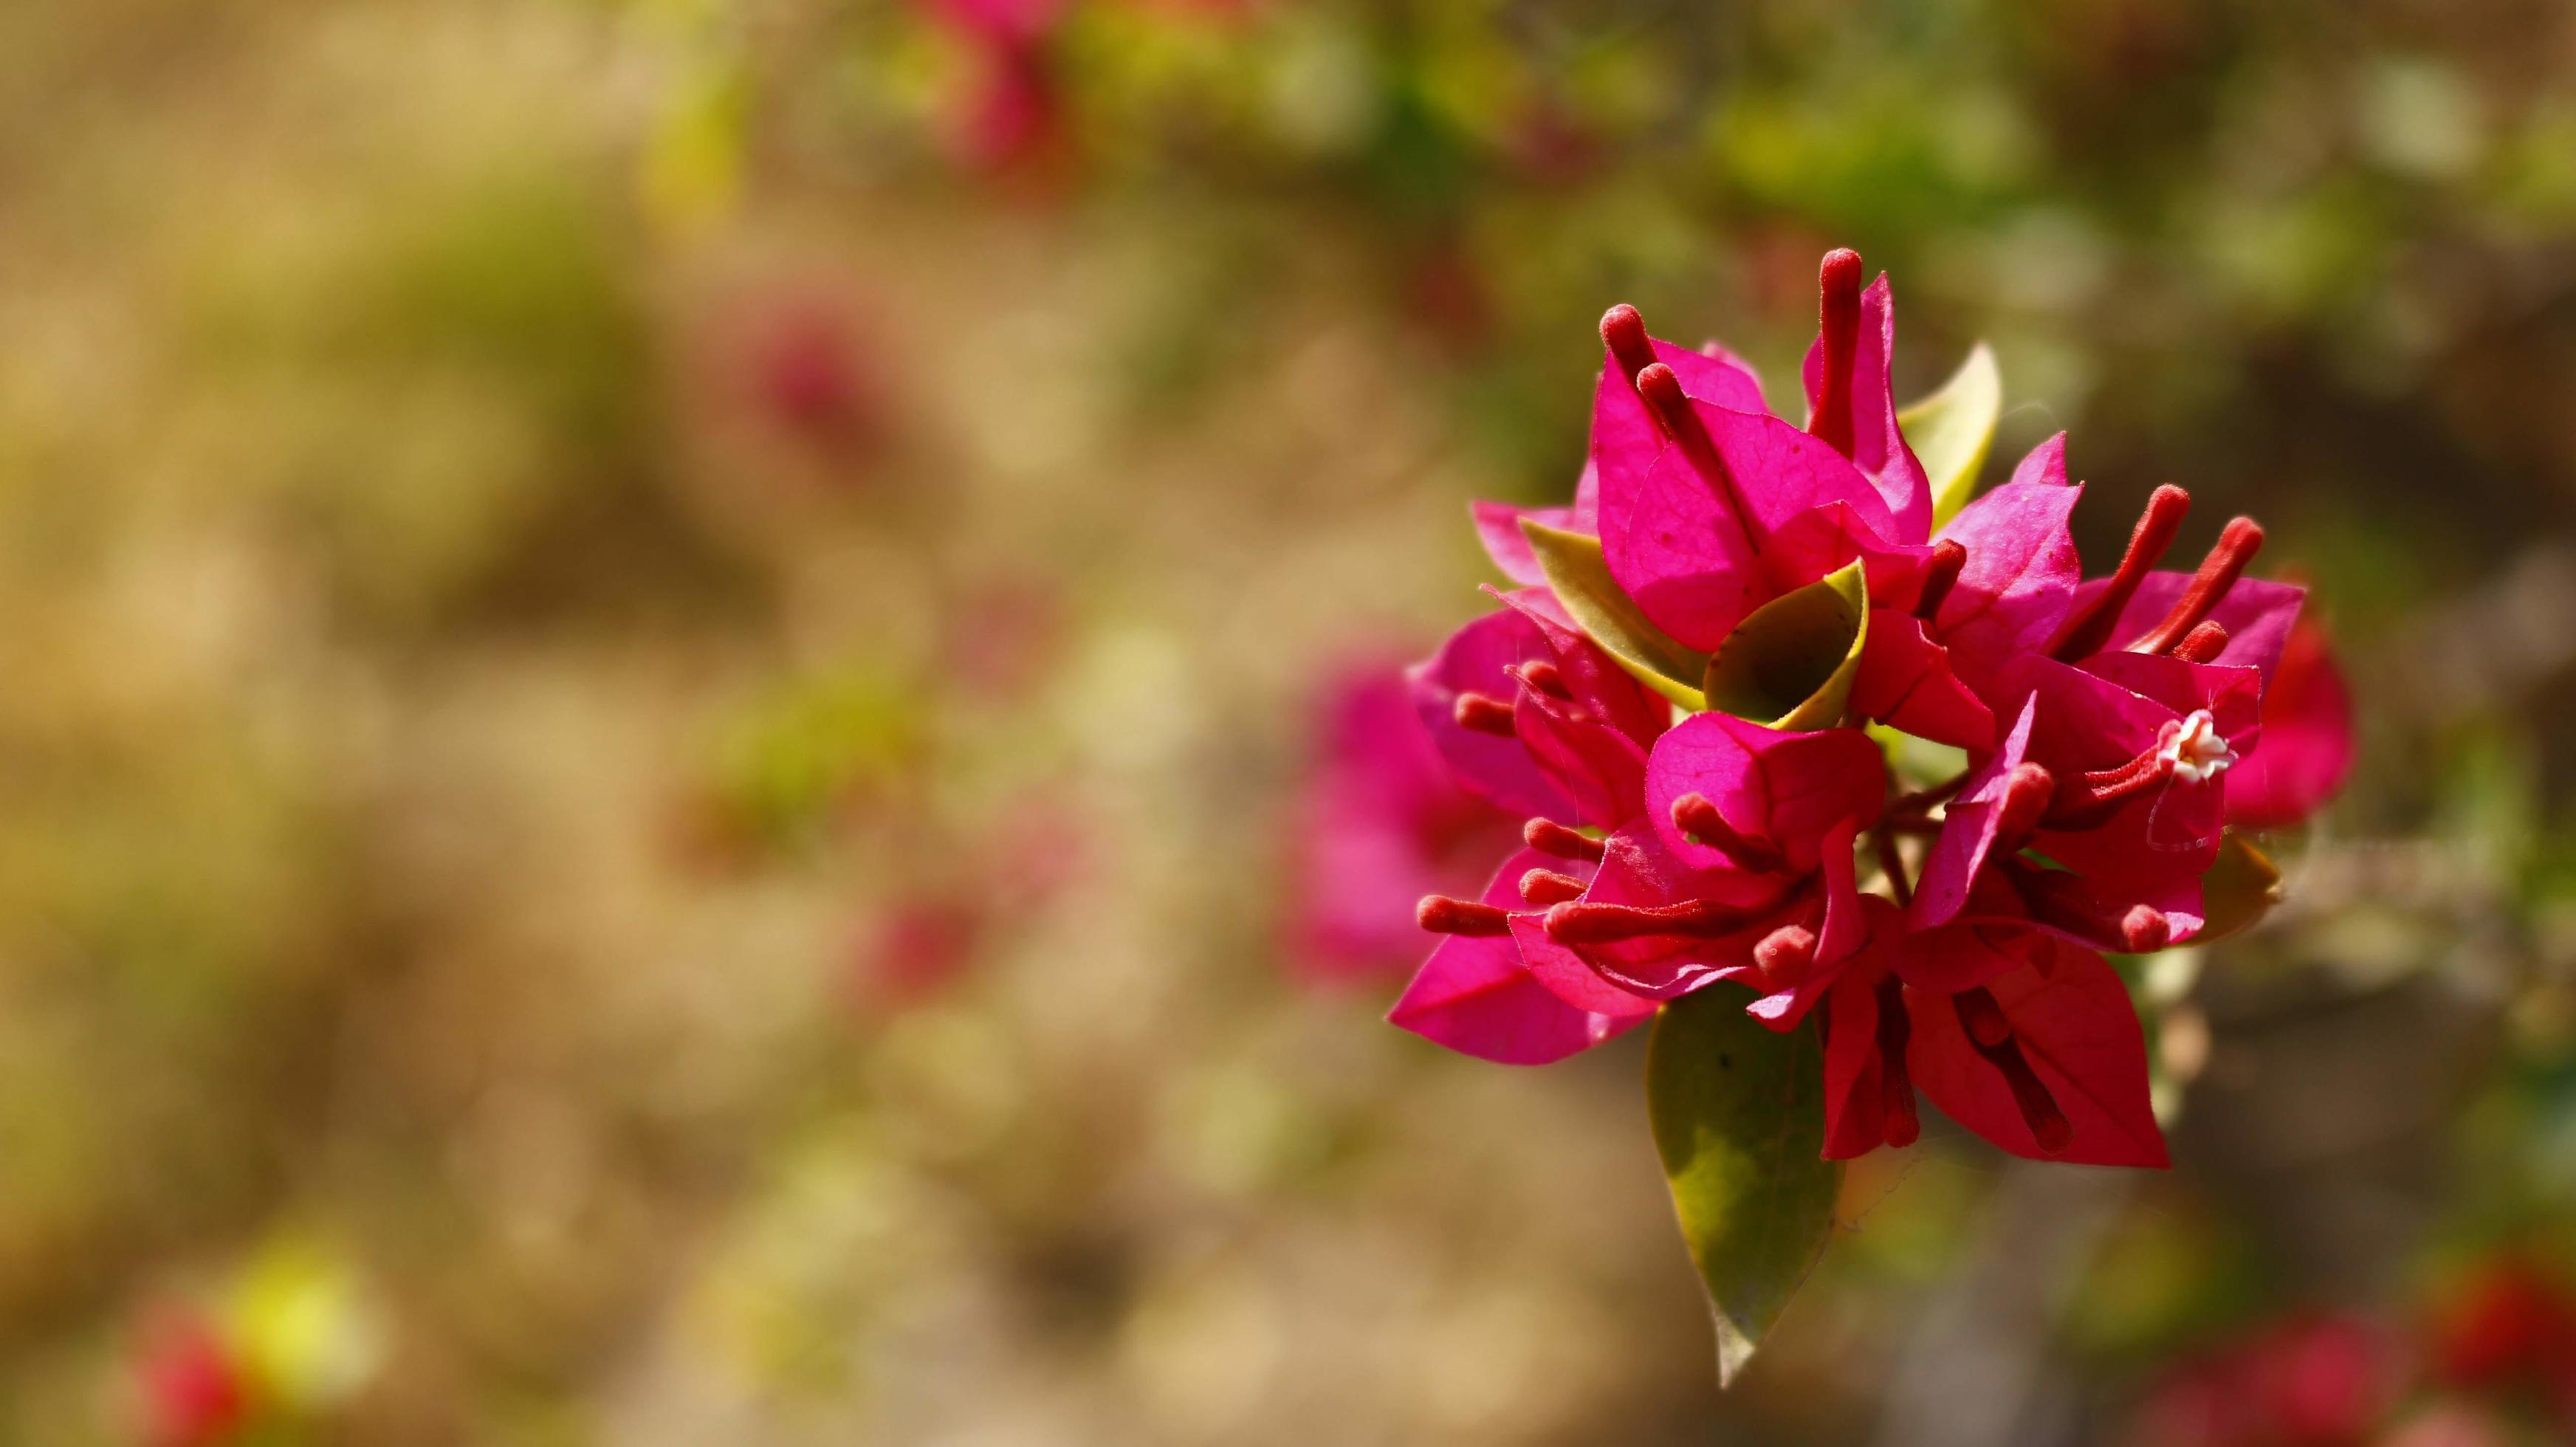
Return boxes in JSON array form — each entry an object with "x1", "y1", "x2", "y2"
[{"x1": 2160, "y1": 709, "x2": 2237, "y2": 785}]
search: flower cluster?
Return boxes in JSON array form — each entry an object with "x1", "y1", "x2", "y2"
[{"x1": 1387, "y1": 249, "x2": 2355, "y2": 1169}]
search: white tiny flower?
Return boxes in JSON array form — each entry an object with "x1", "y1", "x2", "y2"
[{"x1": 2160, "y1": 709, "x2": 2238, "y2": 785}]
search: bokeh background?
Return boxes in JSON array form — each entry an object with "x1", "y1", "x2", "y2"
[{"x1": 9, "y1": 0, "x2": 2576, "y2": 1442}]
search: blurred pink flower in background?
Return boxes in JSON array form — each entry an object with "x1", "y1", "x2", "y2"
[
  {"x1": 1286, "y1": 657, "x2": 1519, "y2": 983},
  {"x1": 741, "y1": 295, "x2": 887, "y2": 457},
  {"x1": 134, "y1": 1310, "x2": 250, "y2": 1447},
  {"x1": 2226, "y1": 618, "x2": 2357, "y2": 831},
  {"x1": 2424, "y1": 1255, "x2": 2576, "y2": 1426},
  {"x1": 853, "y1": 896, "x2": 988, "y2": 1011},
  {"x1": 2126, "y1": 1313, "x2": 2398, "y2": 1447},
  {"x1": 924, "y1": 0, "x2": 1073, "y2": 179}
]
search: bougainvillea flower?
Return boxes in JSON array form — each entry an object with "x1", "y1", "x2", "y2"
[
  {"x1": 1516, "y1": 710, "x2": 1883, "y2": 1024},
  {"x1": 2225, "y1": 617, "x2": 2356, "y2": 830},
  {"x1": 921, "y1": 0, "x2": 1071, "y2": 176},
  {"x1": 1287, "y1": 660, "x2": 1518, "y2": 980},
  {"x1": 2425, "y1": 1255, "x2": 2576, "y2": 1403},
  {"x1": 2126, "y1": 1314, "x2": 2399, "y2": 1447},
  {"x1": 137, "y1": 1310, "x2": 253, "y2": 1447},
  {"x1": 851, "y1": 896, "x2": 988, "y2": 1010}
]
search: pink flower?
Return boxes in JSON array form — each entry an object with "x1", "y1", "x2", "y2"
[
  {"x1": 2425, "y1": 1255, "x2": 2576, "y2": 1410},
  {"x1": 137, "y1": 1312, "x2": 252, "y2": 1447},
  {"x1": 1387, "y1": 249, "x2": 2333, "y2": 1180},
  {"x1": 2126, "y1": 1314, "x2": 2400, "y2": 1447},
  {"x1": 921, "y1": 0, "x2": 1071, "y2": 177},
  {"x1": 851, "y1": 897, "x2": 986, "y2": 1010}
]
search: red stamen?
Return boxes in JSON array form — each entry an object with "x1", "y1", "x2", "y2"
[
  {"x1": 1875, "y1": 977, "x2": 1919, "y2": 1148},
  {"x1": 2120, "y1": 904, "x2": 2172, "y2": 953},
  {"x1": 1545, "y1": 897, "x2": 1762, "y2": 944},
  {"x1": 1955, "y1": 986, "x2": 2013, "y2": 1049},
  {"x1": 1522, "y1": 818, "x2": 1604, "y2": 862},
  {"x1": 1914, "y1": 540, "x2": 1968, "y2": 620},
  {"x1": 1754, "y1": 924, "x2": 1817, "y2": 979},
  {"x1": 1418, "y1": 895, "x2": 1511, "y2": 937},
  {"x1": 2051, "y1": 484, "x2": 2192, "y2": 659},
  {"x1": 1514, "y1": 659, "x2": 1573, "y2": 699},
  {"x1": 1810, "y1": 249, "x2": 1864, "y2": 458},
  {"x1": 1599, "y1": 303, "x2": 1656, "y2": 389},
  {"x1": 1519, "y1": 868, "x2": 1589, "y2": 907},
  {"x1": 1993, "y1": 763, "x2": 2056, "y2": 847},
  {"x1": 1669, "y1": 791, "x2": 1786, "y2": 872},
  {"x1": 1452, "y1": 692, "x2": 1517, "y2": 737},
  {"x1": 2171, "y1": 619, "x2": 2230, "y2": 664},
  {"x1": 2130, "y1": 517, "x2": 2264, "y2": 656},
  {"x1": 2040, "y1": 744, "x2": 2175, "y2": 831}
]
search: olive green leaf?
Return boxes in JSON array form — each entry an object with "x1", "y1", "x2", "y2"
[
  {"x1": 1702, "y1": 560, "x2": 1869, "y2": 730},
  {"x1": 1646, "y1": 986, "x2": 1844, "y2": 1388},
  {"x1": 1902, "y1": 343, "x2": 2002, "y2": 528},
  {"x1": 1519, "y1": 519, "x2": 1709, "y2": 709},
  {"x1": 2194, "y1": 829, "x2": 2285, "y2": 944}
]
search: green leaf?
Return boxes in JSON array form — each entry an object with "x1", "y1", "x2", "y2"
[
  {"x1": 1646, "y1": 986, "x2": 1843, "y2": 1387},
  {"x1": 2194, "y1": 829, "x2": 2284, "y2": 944},
  {"x1": 1701, "y1": 560, "x2": 1869, "y2": 730},
  {"x1": 1902, "y1": 343, "x2": 2002, "y2": 528},
  {"x1": 1519, "y1": 519, "x2": 1709, "y2": 709}
]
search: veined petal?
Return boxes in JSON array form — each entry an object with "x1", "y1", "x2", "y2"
[
  {"x1": 1906, "y1": 946, "x2": 2170, "y2": 1168},
  {"x1": 1909, "y1": 695, "x2": 2038, "y2": 931},
  {"x1": 1932, "y1": 479, "x2": 2085, "y2": 695},
  {"x1": 1644, "y1": 711, "x2": 1886, "y2": 876},
  {"x1": 1599, "y1": 443, "x2": 1765, "y2": 653},
  {"x1": 1852, "y1": 610, "x2": 1998, "y2": 754}
]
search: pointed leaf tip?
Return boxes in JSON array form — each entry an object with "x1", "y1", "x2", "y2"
[
  {"x1": 1518, "y1": 519, "x2": 1709, "y2": 709},
  {"x1": 1903, "y1": 343, "x2": 2002, "y2": 529},
  {"x1": 1646, "y1": 987, "x2": 1843, "y2": 1388},
  {"x1": 1702, "y1": 560, "x2": 1869, "y2": 731}
]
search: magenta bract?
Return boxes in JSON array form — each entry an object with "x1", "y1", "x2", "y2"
[{"x1": 1382, "y1": 247, "x2": 2355, "y2": 1169}]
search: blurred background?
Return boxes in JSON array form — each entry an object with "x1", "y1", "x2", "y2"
[{"x1": 7, "y1": 0, "x2": 2576, "y2": 1441}]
